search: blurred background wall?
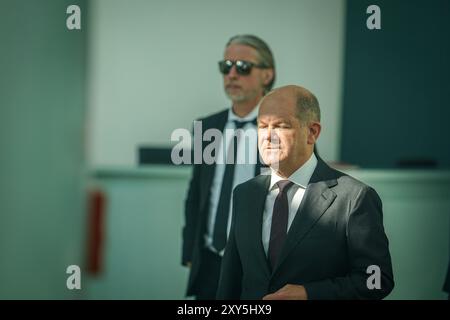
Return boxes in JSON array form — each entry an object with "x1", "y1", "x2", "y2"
[
  {"x1": 0, "y1": 0, "x2": 87, "y2": 299},
  {"x1": 86, "y1": 0, "x2": 346, "y2": 166}
]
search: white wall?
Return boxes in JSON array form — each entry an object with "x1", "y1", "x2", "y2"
[{"x1": 87, "y1": 0, "x2": 346, "y2": 166}]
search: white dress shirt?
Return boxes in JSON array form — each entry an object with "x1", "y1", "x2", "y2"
[
  {"x1": 205, "y1": 106, "x2": 259, "y2": 255},
  {"x1": 262, "y1": 153, "x2": 318, "y2": 256}
]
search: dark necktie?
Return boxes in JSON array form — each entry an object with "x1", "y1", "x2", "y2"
[
  {"x1": 268, "y1": 180, "x2": 294, "y2": 270},
  {"x1": 212, "y1": 119, "x2": 256, "y2": 252}
]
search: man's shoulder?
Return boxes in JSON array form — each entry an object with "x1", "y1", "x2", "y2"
[
  {"x1": 335, "y1": 170, "x2": 367, "y2": 189},
  {"x1": 197, "y1": 108, "x2": 229, "y2": 123},
  {"x1": 329, "y1": 166, "x2": 378, "y2": 198},
  {"x1": 317, "y1": 160, "x2": 375, "y2": 195},
  {"x1": 234, "y1": 174, "x2": 269, "y2": 193},
  {"x1": 191, "y1": 108, "x2": 228, "y2": 131},
  {"x1": 232, "y1": 175, "x2": 269, "y2": 210}
]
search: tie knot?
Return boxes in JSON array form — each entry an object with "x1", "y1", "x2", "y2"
[
  {"x1": 234, "y1": 118, "x2": 256, "y2": 129},
  {"x1": 276, "y1": 180, "x2": 293, "y2": 193}
]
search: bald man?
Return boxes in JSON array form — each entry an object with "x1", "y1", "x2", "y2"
[{"x1": 216, "y1": 85, "x2": 394, "y2": 300}]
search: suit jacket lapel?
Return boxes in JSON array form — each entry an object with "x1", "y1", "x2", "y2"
[
  {"x1": 249, "y1": 174, "x2": 272, "y2": 278},
  {"x1": 254, "y1": 152, "x2": 262, "y2": 176},
  {"x1": 201, "y1": 110, "x2": 264, "y2": 211},
  {"x1": 273, "y1": 159, "x2": 338, "y2": 274},
  {"x1": 199, "y1": 110, "x2": 229, "y2": 212},
  {"x1": 254, "y1": 148, "x2": 270, "y2": 176}
]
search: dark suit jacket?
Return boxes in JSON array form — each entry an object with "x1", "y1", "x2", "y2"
[
  {"x1": 182, "y1": 108, "x2": 263, "y2": 296},
  {"x1": 443, "y1": 261, "x2": 450, "y2": 294},
  {"x1": 217, "y1": 157, "x2": 394, "y2": 300}
]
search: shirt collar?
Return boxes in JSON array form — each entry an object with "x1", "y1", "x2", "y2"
[
  {"x1": 269, "y1": 152, "x2": 318, "y2": 190},
  {"x1": 228, "y1": 104, "x2": 259, "y2": 122}
]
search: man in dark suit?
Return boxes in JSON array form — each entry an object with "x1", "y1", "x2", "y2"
[
  {"x1": 182, "y1": 35, "x2": 276, "y2": 299},
  {"x1": 217, "y1": 85, "x2": 394, "y2": 300}
]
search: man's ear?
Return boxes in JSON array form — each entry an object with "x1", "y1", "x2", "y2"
[
  {"x1": 307, "y1": 122, "x2": 321, "y2": 144},
  {"x1": 262, "y1": 69, "x2": 274, "y2": 86}
]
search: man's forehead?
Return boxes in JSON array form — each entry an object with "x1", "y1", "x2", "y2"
[
  {"x1": 259, "y1": 103, "x2": 295, "y2": 120},
  {"x1": 260, "y1": 94, "x2": 295, "y2": 113},
  {"x1": 224, "y1": 44, "x2": 258, "y2": 59}
]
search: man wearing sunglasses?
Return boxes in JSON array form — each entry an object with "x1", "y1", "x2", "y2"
[{"x1": 182, "y1": 35, "x2": 275, "y2": 299}]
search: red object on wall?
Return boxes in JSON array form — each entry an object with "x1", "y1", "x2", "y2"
[{"x1": 86, "y1": 189, "x2": 106, "y2": 275}]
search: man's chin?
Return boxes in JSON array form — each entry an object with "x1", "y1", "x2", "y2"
[
  {"x1": 225, "y1": 91, "x2": 247, "y2": 102},
  {"x1": 261, "y1": 153, "x2": 283, "y2": 169}
]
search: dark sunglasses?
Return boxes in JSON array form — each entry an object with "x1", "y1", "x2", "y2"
[{"x1": 218, "y1": 59, "x2": 268, "y2": 76}]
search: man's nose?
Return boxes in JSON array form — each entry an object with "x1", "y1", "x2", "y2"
[
  {"x1": 226, "y1": 65, "x2": 239, "y2": 78},
  {"x1": 267, "y1": 127, "x2": 279, "y2": 144},
  {"x1": 266, "y1": 127, "x2": 272, "y2": 141},
  {"x1": 261, "y1": 127, "x2": 273, "y2": 142}
]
